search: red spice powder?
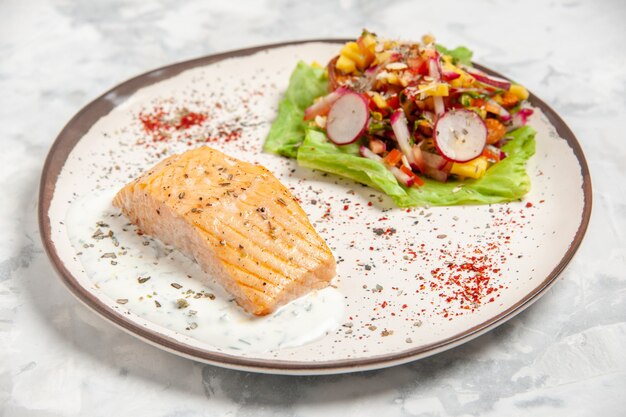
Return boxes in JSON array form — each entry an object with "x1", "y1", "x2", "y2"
[
  {"x1": 139, "y1": 106, "x2": 208, "y2": 142},
  {"x1": 428, "y1": 243, "x2": 504, "y2": 314}
]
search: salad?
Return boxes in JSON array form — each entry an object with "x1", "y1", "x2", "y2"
[{"x1": 264, "y1": 32, "x2": 536, "y2": 207}]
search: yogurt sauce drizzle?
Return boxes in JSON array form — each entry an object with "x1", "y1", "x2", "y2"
[{"x1": 66, "y1": 190, "x2": 345, "y2": 353}]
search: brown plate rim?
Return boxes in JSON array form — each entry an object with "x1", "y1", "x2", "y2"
[{"x1": 39, "y1": 39, "x2": 592, "y2": 374}]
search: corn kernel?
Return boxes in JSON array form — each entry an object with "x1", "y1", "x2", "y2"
[
  {"x1": 384, "y1": 40, "x2": 396, "y2": 50},
  {"x1": 509, "y1": 84, "x2": 529, "y2": 100},
  {"x1": 386, "y1": 72, "x2": 403, "y2": 86},
  {"x1": 450, "y1": 157, "x2": 489, "y2": 179},
  {"x1": 418, "y1": 83, "x2": 449, "y2": 97},
  {"x1": 422, "y1": 34, "x2": 435, "y2": 45},
  {"x1": 374, "y1": 51, "x2": 391, "y2": 66},
  {"x1": 341, "y1": 42, "x2": 370, "y2": 69},
  {"x1": 336, "y1": 55, "x2": 356, "y2": 74},
  {"x1": 442, "y1": 62, "x2": 474, "y2": 88},
  {"x1": 360, "y1": 33, "x2": 377, "y2": 53},
  {"x1": 369, "y1": 92, "x2": 388, "y2": 109}
]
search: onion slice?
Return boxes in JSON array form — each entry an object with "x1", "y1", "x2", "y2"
[
  {"x1": 461, "y1": 65, "x2": 512, "y2": 90},
  {"x1": 360, "y1": 146, "x2": 415, "y2": 187},
  {"x1": 326, "y1": 92, "x2": 370, "y2": 145},
  {"x1": 487, "y1": 98, "x2": 511, "y2": 122},
  {"x1": 434, "y1": 109, "x2": 487, "y2": 163},
  {"x1": 390, "y1": 109, "x2": 416, "y2": 166},
  {"x1": 303, "y1": 87, "x2": 350, "y2": 121},
  {"x1": 428, "y1": 58, "x2": 446, "y2": 116}
]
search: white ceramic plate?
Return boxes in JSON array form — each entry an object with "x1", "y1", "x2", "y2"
[{"x1": 39, "y1": 41, "x2": 591, "y2": 375}]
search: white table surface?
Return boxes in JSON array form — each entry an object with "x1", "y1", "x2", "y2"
[{"x1": 1, "y1": 0, "x2": 625, "y2": 415}]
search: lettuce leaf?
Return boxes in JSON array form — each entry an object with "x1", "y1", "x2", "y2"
[
  {"x1": 265, "y1": 61, "x2": 536, "y2": 207},
  {"x1": 298, "y1": 126, "x2": 535, "y2": 207},
  {"x1": 435, "y1": 44, "x2": 473, "y2": 66},
  {"x1": 297, "y1": 129, "x2": 419, "y2": 207},
  {"x1": 263, "y1": 62, "x2": 328, "y2": 158}
]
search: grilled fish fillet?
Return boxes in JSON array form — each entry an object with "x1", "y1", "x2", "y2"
[{"x1": 113, "y1": 146, "x2": 336, "y2": 316}]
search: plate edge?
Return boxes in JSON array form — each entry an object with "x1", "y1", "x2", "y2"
[{"x1": 38, "y1": 39, "x2": 593, "y2": 375}]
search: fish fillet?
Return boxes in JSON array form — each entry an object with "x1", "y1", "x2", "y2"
[{"x1": 113, "y1": 146, "x2": 336, "y2": 316}]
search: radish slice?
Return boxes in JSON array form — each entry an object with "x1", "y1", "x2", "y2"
[
  {"x1": 508, "y1": 107, "x2": 534, "y2": 131},
  {"x1": 390, "y1": 109, "x2": 416, "y2": 165},
  {"x1": 360, "y1": 146, "x2": 415, "y2": 187},
  {"x1": 461, "y1": 66, "x2": 511, "y2": 90},
  {"x1": 326, "y1": 92, "x2": 370, "y2": 145},
  {"x1": 517, "y1": 107, "x2": 534, "y2": 122},
  {"x1": 303, "y1": 87, "x2": 349, "y2": 121},
  {"x1": 434, "y1": 109, "x2": 487, "y2": 163}
]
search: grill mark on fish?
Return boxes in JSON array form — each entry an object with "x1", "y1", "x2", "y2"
[
  {"x1": 210, "y1": 218, "x2": 320, "y2": 272},
  {"x1": 192, "y1": 218, "x2": 309, "y2": 278},
  {"x1": 234, "y1": 197, "x2": 323, "y2": 249},
  {"x1": 221, "y1": 259, "x2": 288, "y2": 290},
  {"x1": 113, "y1": 146, "x2": 336, "y2": 315}
]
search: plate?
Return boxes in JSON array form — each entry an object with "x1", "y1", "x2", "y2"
[{"x1": 39, "y1": 40, "x2": 591, "y2": 375}]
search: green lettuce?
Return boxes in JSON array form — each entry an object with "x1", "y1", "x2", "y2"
[
  {"x1": 435, "y1": 44, "x2": 473, "y2": 66},
  {"x1": 264, "y1": 61, "x2": 536, "y2": 207},
  {"x1": 263, "y1": 62, "x2": 328, "y2": 158}
]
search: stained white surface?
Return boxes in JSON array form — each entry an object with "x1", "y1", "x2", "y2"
[{"x1": 1, "y1": 0, "x2": 624, "y2": 415}]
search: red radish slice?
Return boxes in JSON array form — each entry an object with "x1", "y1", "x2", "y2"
[
  {"x1": 390, "y1": 109, "x2": 416, "y2": 165},
  {"x1": 517, "y1": 107, "x2": 534, "y2": 122},
  {"x1": 462, "y1": 66, "x2": 511, "y2": 90},
  {"x1": 303, "y1": 87, "x2": 349, "y2": 121},
  {"x1": 326, "y1": 92, "x2": 370, "y2": 145},
  {"x1": 434, "y1": 109, "x2": 487, "y2": 163},
  {"x1": 508, "y1": 107, "x2": 534, "y2": 131}
]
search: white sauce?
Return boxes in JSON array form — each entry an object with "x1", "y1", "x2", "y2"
[{"x1": 65, "y1": 190, "x2": 344, "y2": 353}]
